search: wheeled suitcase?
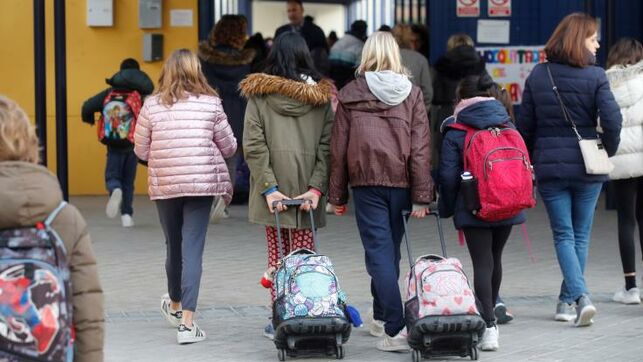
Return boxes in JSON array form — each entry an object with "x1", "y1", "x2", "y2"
[
  {"x1": 402, "y1": 209, "x2": 486, "y2": 361},
  {"x1": 270, "y1": 200, "x2": 351, "y2": 361}
]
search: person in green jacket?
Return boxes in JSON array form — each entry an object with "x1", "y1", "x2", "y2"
[
  {"x1": 81, "y1": 58, "x2": 154, "y2": 228},
  {"x1": 240, "y1": 31, "x2": 334, "y2": 340}
]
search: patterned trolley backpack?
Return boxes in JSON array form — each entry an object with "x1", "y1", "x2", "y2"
[
  {"x1": 270, "y1": 199, "x2": 351, "y2": 361},
  {"x1": 0, "y1": 202, "x2": 74, "y2": 362},
  {"x1": 402, "y1": 209, "x2": 485, "y2": 361}
]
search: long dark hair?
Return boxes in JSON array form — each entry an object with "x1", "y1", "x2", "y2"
[{"x1": 263, "y1": 32, "x2": 322, "y2": 82}]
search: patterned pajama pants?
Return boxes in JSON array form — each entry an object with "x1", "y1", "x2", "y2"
[{"x1": 265, "y1": 226, "x2": 315, "y2": 301}]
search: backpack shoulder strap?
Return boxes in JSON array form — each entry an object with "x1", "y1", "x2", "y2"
[{"x1": 44, "y1": 201, "x2": 67, "y2": 227}]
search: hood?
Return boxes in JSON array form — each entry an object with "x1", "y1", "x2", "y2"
[
  {"x1": 435, "y1": 45, "x2": 486, "y2": 80},
  {"x1": 0, "y1": 162, "x2": 63, "y2": 229},
  {"x1": 198, "y1": 42, "x2": 256, "y2": 66},
  {"x1": 607, "y1": 60, "x2": 643, "y2": 108},
  {"x1": 106, "y1": 68, "x2": 153, "y2": 93},
  {"x1": 364, "y1": 71, "x2": 412, "y2": 106},
  {"x1": 449, "y1": 97, "x2": 512, "y2": 129},
  {"x1": 239, "y1": 73, "x2": 333, "y2": 116}
]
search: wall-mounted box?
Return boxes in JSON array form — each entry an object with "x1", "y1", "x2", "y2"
[
  {"x1": 87, "y1": 0, "x2": 113, "y2": 27},
  {"x1": 139, "y1": 0, "x2": 162, "y2": 29},
  {"x1": 143, "y1": 33, "x2": 163, "y2": 62}
]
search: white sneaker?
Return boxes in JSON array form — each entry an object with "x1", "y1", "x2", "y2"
[
  {"x1": 325, "y1": 203, "x2": 334, "y2": 214},
  {"x1": 366, "y1": 307, "x2": 385, "y2": 337},
  {"x1": 177, "y1": 323, "x2": 206, "y2": 344},
  {"x1": 210, "y1": 197, "x2": 226, "y2": 224},
  {"x1": 376, "y1": 328, "x2": 409, "y2": 352},
  {"x1": 121, "y1": 214, "x2": 134, "y2": 228},
  {"x1": 613, "y1": 287, "x2": 641, "y2": 304},
  {"x1": 160, "y1": 294, "x2": 182, "y2": 327},
  {"x1": 554, "y1": 302, "x2": 576, "y2": 322},
  {"x1": 478, "y1": 325, "x2": 499, "y2": 351},
  {"x1": 106, "y1": 188, "x2": 122, "y2": 218}
]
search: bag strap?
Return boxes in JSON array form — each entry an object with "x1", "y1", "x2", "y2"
[
  {"x1": 44, "y1": 201, "x2": 67, "y2": 227},
  {"x1": 545, "y1": 65, "x2": 583, "y2": 141}
]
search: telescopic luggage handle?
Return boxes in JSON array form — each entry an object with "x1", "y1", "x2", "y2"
[
  {"x1": 401, "y1": 208, "x2": 447, "y2": 271},
  {"x1": 272, "y1": 199, "x2": 318, "y2": 259}
]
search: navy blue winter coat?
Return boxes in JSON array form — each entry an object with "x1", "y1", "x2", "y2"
[
  {"x1": 438, "y1": 98, "x2": 526, "y2": 229},
  {"x1": 518, "y1": 61, "x2": 622, "y2": 183}
]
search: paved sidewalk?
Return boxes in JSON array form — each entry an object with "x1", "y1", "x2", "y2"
[{"x1": 73, "y1": 195, "x2": 643, "y2": 361}]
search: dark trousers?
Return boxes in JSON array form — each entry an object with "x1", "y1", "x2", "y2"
[
  {"x1": 105, "y1": 148, "x2": 137, "y2": 215},
  {"x1": 156, "y1": 196, "x2": 213, "y2": 312},
  {"x1": 463, "y1": 226, "x2": 513, "y2": 326},
  {"x1": 353, "y1": 186, "x2": 411, "y2": 337},
  {"x1": 614, "y1": 177, "x2": 643, "y2": 275}
]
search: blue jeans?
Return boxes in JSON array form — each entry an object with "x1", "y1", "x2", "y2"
[
  {"x1": 105, "y1": 149, "x2": 137, "y2": 215},
  {"x1": 539, "y1": 180, "x2": 602, "y2": 304},
  {"x1": 352, "y1": 186, "x2": 411, "y2": 337}
]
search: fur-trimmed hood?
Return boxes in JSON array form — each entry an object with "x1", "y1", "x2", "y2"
[
  {"x1": 198, "y1": 42, "x2": 256, "y2": 66},
  {"x1": 239, "y1": 73, "x2": 333, "y2": 107}
]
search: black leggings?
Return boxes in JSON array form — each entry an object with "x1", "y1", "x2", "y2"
[
  {"x1": 463, "y1": 226, "x2": 513, "y2": 326},
  {"x1": 614, "y1": 177, "x2": 643, "y2": 275}
]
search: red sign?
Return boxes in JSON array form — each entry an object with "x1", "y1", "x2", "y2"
[
  {"x1": 488, "y1": 0, "x2": 511, "y2": 17},
  {"x1": 457, "y1": 0, "x2": 480, "y2": 17}
]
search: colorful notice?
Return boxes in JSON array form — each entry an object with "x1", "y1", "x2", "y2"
[
  {"x1": 457, "y1": 0, "x2": 480, "y2": 17},
  {"x1": 477, "y1": 46, "x2": 546, "y2": 104},
  {"x1": 488, "y1": 0, "x2": 511, "y2": 17}
]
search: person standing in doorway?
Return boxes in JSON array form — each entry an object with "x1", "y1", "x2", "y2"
[
  {"x1": 135, "y1": 49, "x2": 237, "y2": 344},
  {"x1": 275, "y1": 0, "x2": 329, "y2": 75}
]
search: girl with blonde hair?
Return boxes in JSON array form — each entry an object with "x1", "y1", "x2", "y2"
[
  {"x1": 135, "y1": 49, "x2": 237, "y2": 344},
  {"x1": 329, "y1": 31, "x2": 433, "y2": 352}
]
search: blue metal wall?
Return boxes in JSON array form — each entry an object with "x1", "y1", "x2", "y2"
[{"x1": 428, "y1": 0, "x2": 643, "y2": 66}]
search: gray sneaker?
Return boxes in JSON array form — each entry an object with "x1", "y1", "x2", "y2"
[
  {"x1": 574, "y1": 295, "x2": 596, "y2": 327},
  {"x1": 554, "y1": 301, "x2": 575, "y2": 322}
]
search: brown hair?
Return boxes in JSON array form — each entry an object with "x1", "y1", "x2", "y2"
[
  {"x1": 392, "y1": 24, "x2": 414, "y2": 49},
  {"x1": 0, "y1": 96, "x2": 39, "y2": 163},
  {"x1": 607, "y1": 38, "x2": 643, "y2": 68},
  {"x1": 210, "y1": 15, "x2": 247, "y2": 50},
  {"x1": 544, "y1": 13, "x2": 598, "y2": 67},
  {"x1": 447, "y1": 33, "x2": 474, "y2": 51},
  {"x1": 156, "y1": 49, "x2": 217, "y2": 106},
  {"x1": 488, "y1": 84, "x2": 515, "y2": 122}
]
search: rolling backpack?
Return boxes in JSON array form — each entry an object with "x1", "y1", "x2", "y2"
[
  {"x1": 0, "y1": 202, "x2": 74, "y2": 362},
  {"x1": 448, "y1": 123, "x2": 536, "y2": 222},
  {"x1": 98, "y1": 89, "x2": 142, "y2": 147}
]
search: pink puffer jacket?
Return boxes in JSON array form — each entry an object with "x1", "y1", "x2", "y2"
[{"x1": 134, "y1": 94, "x2": 237, "y2": 203}]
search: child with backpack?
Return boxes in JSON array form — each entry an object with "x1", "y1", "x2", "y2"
[
  {"x1": 81, "y1": 58, "x2": 154, "y2": 228},
  {"x1": 438, "y1": 75, "x2": 534, "y2": 352},
  {"x1": 0, "y1": 95, "x2": 104, "y2": 361},
  {"x1": 240, "y1": 32, "x2": 334, "y2": 340}
]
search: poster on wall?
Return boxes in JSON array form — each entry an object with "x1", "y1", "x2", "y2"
[
  {"x1": 457, "y1": 0, "x2": 480, "y2": 17},
  {"x1": 477, "y1": 45, "x2": 546, "y2": 104},
  {"x1": 477, "y1": 20, "x2": 510, "y2": 44},
  {"x1": 488, "y1": 0, "x2": 511, "y2": 17}
]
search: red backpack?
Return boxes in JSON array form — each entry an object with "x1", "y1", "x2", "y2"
[
  {"x1": 449, "y1": 123, "x2": 536, "y2": 222},
  {"x1": 97, "y1": 90, "x2": 142, "y2": 147}
]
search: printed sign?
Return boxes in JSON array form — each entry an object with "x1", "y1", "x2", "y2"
[
  {"x1": 488, "y1": 0, "x2": 511, "y2": 17},
  {"x1": 457, "y1": 0, "x2": 480, "y2": 17},
  {"x1": 477, "y1": 46, "x2": 546, "y2": 104}
]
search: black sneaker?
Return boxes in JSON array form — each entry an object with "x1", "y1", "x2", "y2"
[{"x1": 494, "y1": 302, "x2": 514, "y2": 324}]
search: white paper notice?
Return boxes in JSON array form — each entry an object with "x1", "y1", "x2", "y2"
[
  {"x1": 477, "y1": 20, "x2": 510, "y2": 44},
  {"x1": 170, "y1": 9, "x2": 193, "y2": 27}
]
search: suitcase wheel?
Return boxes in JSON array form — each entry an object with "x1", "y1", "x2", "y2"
[
  {"x1": 470, "y1": 347, "x2": 478, "y2": 360},
  {"x1": 278, "y1": 348, "x2": 286, "y2": 361},
  {"x1": 335, "y1": 345, "x2": 345, "y2": 360}
]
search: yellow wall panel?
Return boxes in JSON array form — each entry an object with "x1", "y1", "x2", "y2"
[{"x1": 0, "y1": 0, "x2": 199, "y2": 195}]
